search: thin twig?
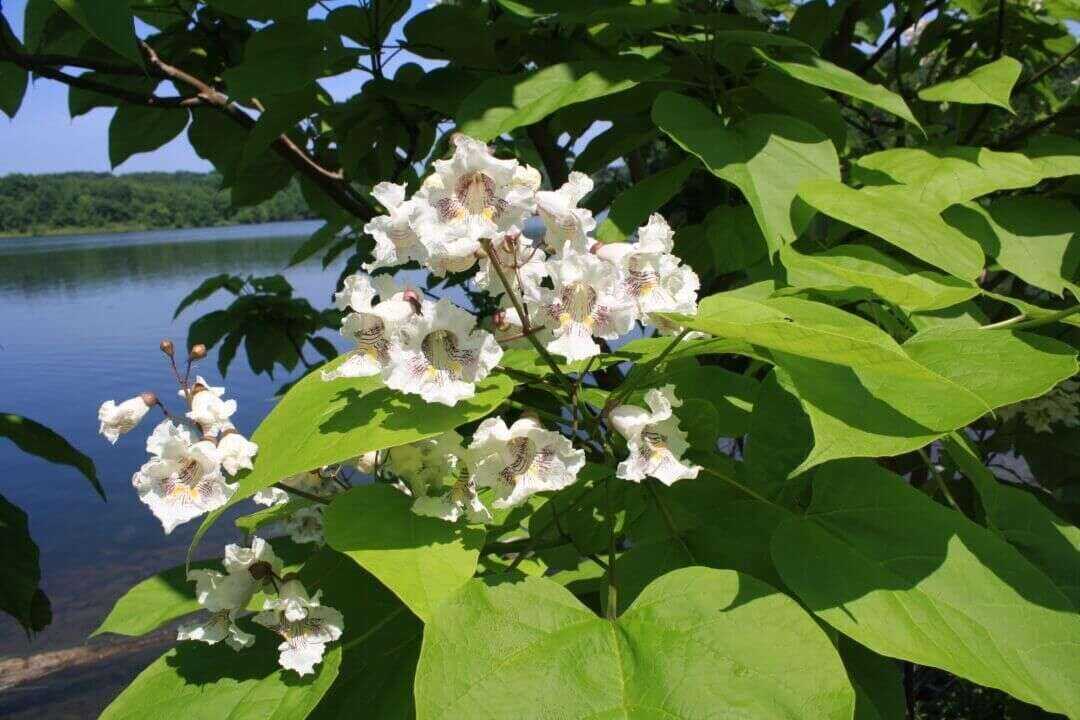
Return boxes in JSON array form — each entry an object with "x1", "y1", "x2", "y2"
[{"x1": 273, "y1": 482, "x2": 331, "y2": 505}]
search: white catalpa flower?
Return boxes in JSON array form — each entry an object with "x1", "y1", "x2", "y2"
[
  {"x1": 473, "y1": 228, "x2": 548, "y2": 302},
  {"x1": 253, "y1": 487, "x2": 289, "y2": 507},
  {"x1": 177, "y1": 609, "x2": 254, "y2": 651},
  {"x1": 596, "y1": 215, "x2": 700, "y2": 326},
  {"x1": 414, "y1": 135, "x2": 541, "y2": 274},
  {"x1": 254, "y1": 579, "x2": 343, "y2": 676},
  {"x1": 324, "y1": 274, "x2": 420, "y2": 382},
  {"x1": 362, "y1": 181, "x2": 429, "y2": 272},
  {"x1": 132, "y1": 420, "x2": 235, "y2": 533},
  {"x1": 536, "y1": 171, "x2": 596, "y2": 255},
  {"x1": 185, "y1": 376, "x2": 237, "y2": 437},
  {"x1": 537, "y1": 250, "x2": 635, "y2": 362},
  {"x1": 186, "y1": 537, "x2": 280, "y2": 615},
  {"x1": 355, "y1": 450, "x2": 382, "y2": 475},
  {"x1": 610, "y1": 386, "x2": 701, "y2": 486},
  {"x1": 218, "y1": 426, "x2": 258, "y2": 476},
  {"x1": 285, "y1": 506, "x2": 325, "y2": 545},
  {"x1": 470, "y1": 417, "x2": 585, "y2": 508},
  {"x1": 98, "y1": 394, "x2": 154, "y2": 444},
  {"x1": 384, "y1": 297, "x2": 503, "y2": 406},
  {"x1": 411, "y1": 476, "x2": 493, "y2": 524}
]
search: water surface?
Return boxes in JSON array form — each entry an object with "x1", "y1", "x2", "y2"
[{"x1": 0, "y1": 221, "x2": 347, "y2": 714}]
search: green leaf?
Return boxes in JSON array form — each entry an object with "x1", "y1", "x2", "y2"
[
  {"x1": 0, "y1": 19, "x2": 28, "y2": 118},
  {"x1": 174, "y1": 274, "x2": 245, "y2": 319},
  {"x1": 403, "y1": 4, "x2": 496, "y2": 67},
  {"x1": 943, "y1": 433, "x2": 1080, "y2": 607},
  {"x1": 53, "y1": 0, "x2": 141, "y2": 64},
  {"x1": 797, "y1": 180, "x2": 985, "y2": 280},
  {"x1": 943, "y1": 198, "x2": 1080, "y2": 298},
  {"x1": 594, "y1": 158, "x2": 696, "y2": 242},
  {"x1": 0, "y1": 413, "x2": 103, "y2": 499},
  {"x1": 188, "y1": 108, "x2": 294, "y2": 207},
  {"x1": 307, "y1": 549, "x2": 421, "y2": 720},
  {"x1": 1023, "y1": 134, "x2": 1080, "y2": 179},
  {"x1": 222, "y1": 21, "x2": 351, "y2": 101},
  {"x1": 653, "y1": 92, "x2": 839, "y2": 250},
  {"x1": 109, "y1": 105, "x2": 190, "y2": 169},
  {"x1": 779, "y1": 244, "x2": 979, "y2": 312},
  {"x1": 918, "y1": 56, "x2": 1023, "y2": 113},
  {"x1": 758, "y1": 51, "x2": 922, "y2": 130},
  {"x1": 665, "y1": 295, "x2": 1077, "y2": 471},
  {"x1": 851, "y1": 145, "x2": 1048, "y2": 210},
  {"x1": 0, "y1": 494, "x2": 48, "y2": 634},
  {"x1": 771, "y1": 460, "x2": 1080, "y2": 717},
  {"x1": 457, "y1": 59, "x2": 667, "y2": 142},
  {"x1": 572, "y1": 117, "x2": 656, "y2": 175},
  {"x1": 741, "y1": 370, "x2": 814, "y2": 500},
  {"x1": 415, "y1": 568, "x2": 855, "y2": 719},
  {"x1": 748, "y1": 69, "x2": 848, "y2": 151},
  {"x1": 204, "y1": 0, "x2": 311, "y2": 22},
  {"x1": 188, "y1": 357, "x2": 512, "y2": 561},
  {"x1": 838, "y1": 637, "x2": 906, "y2": 720},
  {"x1": 324, "y1": 484, "x2": 485, "y2": 623}
]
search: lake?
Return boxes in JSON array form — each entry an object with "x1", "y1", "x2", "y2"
[{"x1": 0, "y1": 221, "x2": 349, "y2": 716}]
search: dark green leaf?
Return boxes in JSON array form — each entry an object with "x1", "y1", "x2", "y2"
[{"x1": 0, "y1": 413, "x2": 103, "y2": 499}]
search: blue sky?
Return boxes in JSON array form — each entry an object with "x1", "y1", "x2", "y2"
[{"x1": 0, "y1": 0, "x2": 431, "y2": 174}]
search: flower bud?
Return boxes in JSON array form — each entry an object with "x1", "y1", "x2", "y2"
[
  {"x1": 493, "y1": 309, "x2": 510, "y2": 331},
  {"x1": 248, "y1": 561, "x2": 274, "y2": 582},
  {"x1": 160, "y1": 339, "x2": 175, "y2": 356},
  {"x1": 402, "y1": 288, "x2": 423, "y2": 316},
  {"x1": 189, "y1": 344, "x2": 208, "y2": 361},
  {"x1": 140, "y1": 391, "x2": 158, "y2": 408}
]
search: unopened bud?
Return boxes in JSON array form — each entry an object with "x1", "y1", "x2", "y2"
[
  {"x1": 189, "y1": 344, "x2": 207, "y2": 361},
  {"x1": 248, "y1": 561, "x2": 273, "y2": 582},
  {"x1": 589, "y1": 242, "x2": 601, "y2": 255},
  {"x1": 140, "y1": 391, "x2": 158, "y2": 408},
  {"x1": 160, "y1": 339, "x2": 175, "y2": 356},
  {"x1": 493, "y1": 309, "x2": 510, "y2": 331}
]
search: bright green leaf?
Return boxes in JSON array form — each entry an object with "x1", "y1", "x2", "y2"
[
  {"x1": 797, "y1": 180, "x2": 985, "y2": 280},
  {"x1": 919, "y1": 56, "x2": 1023, "y2": 112},
  {"x1": 653, "y1": 91, "x2": 839, "y2": 250},
  {"x1": 772, "y1": 460, "x2": 1080, "y2": 717},
  {"x1": 415, "y1": 568, "x2": 855, "y2": 719},
  {"x1": 458, "y1": 59, "x2": 667, "y2": 142},
  {"x1": 324, "y1": 484, "x2": 485, "y2": 623},
  {"x1": 595, "y1": 158, "x2": 696, "y2": 242}
]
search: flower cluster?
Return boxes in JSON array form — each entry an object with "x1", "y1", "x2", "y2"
[{"x1": 179, "y1": 536, "x2": 343, "y2": 676}]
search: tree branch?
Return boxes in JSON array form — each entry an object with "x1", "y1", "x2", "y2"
[{"x1": 858, "y1": 0, "x2": 945, "y2": 75}]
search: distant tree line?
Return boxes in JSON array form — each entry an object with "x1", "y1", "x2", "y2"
[{"x1": 0, "y1": 172, "x2": 313, "y2": 236}]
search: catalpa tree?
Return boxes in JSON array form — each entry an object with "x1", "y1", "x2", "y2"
[{"x1": 2, "y1": 0, "x2": 1079, "y2": 718}]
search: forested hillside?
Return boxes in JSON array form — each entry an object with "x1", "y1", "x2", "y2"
[{"x1": 0, "y1": 172, "x2": 312, "y2": 236}]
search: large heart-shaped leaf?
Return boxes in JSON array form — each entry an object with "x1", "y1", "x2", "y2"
[
  {"x1": 772, "y1": 460, "x2": 1080, "y2": 717},
  {"x1": 415, "y1": 568, "x2": 855, "y2": 719},
  {"x1": 653, "y1": 92, "x2": 840, "y2": 249},
  {"x1": 324, "y1": 484, "x2": 485, "y2": 622}
]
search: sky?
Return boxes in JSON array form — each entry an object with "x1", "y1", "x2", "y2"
[{"x1": 0, "y1": 0, "x2": 432, "y2": 174}]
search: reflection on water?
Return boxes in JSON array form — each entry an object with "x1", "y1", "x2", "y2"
[{"x1": 0, "y1": 221, "x2": 344, "y2": 714}]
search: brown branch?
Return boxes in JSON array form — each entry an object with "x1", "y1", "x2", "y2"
[
  {"x1": 526, "y1": 121, "x2": 569, "y2": 188},
  {"x1": 858, "y1": 0, "x2": 945, "y2": 75}
]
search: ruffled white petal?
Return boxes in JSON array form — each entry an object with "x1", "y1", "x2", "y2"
[{"x1": 98, "y1": 396, "x2": 152, "y2": 444}]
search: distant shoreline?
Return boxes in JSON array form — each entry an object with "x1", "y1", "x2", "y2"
[{"x1": 0, "y1": 216, "x2": 312, "y2": 240}]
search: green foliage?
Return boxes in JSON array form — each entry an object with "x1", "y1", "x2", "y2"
[
  {"x1": 0, "y1": 172, "x2": 312, "y2": 237},
  {"x1": 8, "y1": 1, "x2": 1080, "y2": 717},
  {"x1": 415, "y1": 568, "x2": 855, "y2": 719},
  {"x1": 0, "y1": 412, "x2": 102, "y2": 498}
]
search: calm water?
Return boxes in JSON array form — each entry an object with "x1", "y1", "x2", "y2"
[{"x1": 0, "y1": 221, "x2": 350, "y2": 714}]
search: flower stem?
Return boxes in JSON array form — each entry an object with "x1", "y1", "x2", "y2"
[
  {"x1": 917, "y1": 448, "x2": 961, "y2": 513},
  {"x1": 605, "y1": 475, "x2": 618, "y2": 621},
  {"x1": 273, "y1": 482, "x2": 331, "y2": 505}
]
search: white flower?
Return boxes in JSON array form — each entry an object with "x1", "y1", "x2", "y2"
[
  {"x1": 596, "y1": 215, "x2": 700, "y2": 327},
  {"x1": 384, "y1": 297, "x2": 503, "y2": 406},
  {"x1": 610, "y1": 386, "x2": 701, "y2": 486},
  {"x1": 536, "y1": 171, "x2": 596, "y2": 255},
  {"x1": 323, "y1": 274, "x2": 420, "y2": 382},
  {"x1": 537, "y1": 250, "x2": 635, "y2": 362},
  {"x1": 473, "y1": 228, "x2": 548, "y2": 302},
  {"x1": 355, "y1": 450, "x2": 382, "y2": 475},
  {"x1": 254, "y1": 579, "x2": 343, "y2": 676},
  {"x1": 285, "y1": 506, "x2": 325, "y2": 545},
  {"x1": 218, "y1": 426, "x2": 258, "y2": 476},
  {"x1": 411, "y1": 477, "x2": 493, "y2": 524},
  {"x1": 185, "y1": 376, "x2": 237, "y2": 437},
  {"x1": 254, "y1": 487, "x2": 289, "y2": 507},
  {"x1": 132, "y1": 420, "x2": 235, "y2": 534},
  {"x1": 470, "y1": 417, "x2": 585, "y2": 508},
  {"x1": 900, "y1": 17, "x2": 930, "y2": 46},
  {"x1": 414, "y1": 135, "x2": 540, "y2": 274},
  {"x1": 98, "y1": 395, "x2": 153, "y2": 444},
  {"x1": 177, "y1": 609, "x2": 254, "y2": 651},
  {"x1": 224, "y1": 535, "x2": 282, "y2": 578},
  {"x1": 362, "y1": 181, "x2": 429, "y2": 272}
]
